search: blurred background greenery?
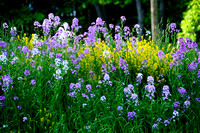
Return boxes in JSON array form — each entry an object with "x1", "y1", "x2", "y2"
[{"x1": 1, "y1": 0, "x2": 199, "y2": 42}]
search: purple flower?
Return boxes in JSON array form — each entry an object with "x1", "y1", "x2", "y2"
[
  {"x1": 82, "y1": 93, "x2": 89, "y2": 100},
  {"x1": 104, "y1": 74, "x2": 110, "y2": 81},
  {"x1": 14, "y1": 96, "x2": 18, "y2": 100},
  {"x1": 17, "y1": 105, "x2": 22, "y2": 110},
  {"x1": 147, "y1": 76, "x2": 154, "y2": 85},
  {"x1": 86, "y1": 84, "x2": 92, "y2": 92},
  {"x1": 170, "y1": 23, "x2": 176, "y2": 32},
  {"x1": 67, "y1": 91, "x2": 77, "y2": 98},
  {"x1": 187, "y1": 61, "x2": 198, "y2": 71},
  {"x1": 117, "y1": 106, "x2": 123, "y2": 111},
  {"x1": 145, "y1": 84, "x2": 156, "y2": 100},
  {"x1": 2, "y1": 74, "x2": 13, "y2": 89},
  {"x1": 47, "y1": 80, "x2": 51, "y2": 86},
  {"x1": 75, "y1": 83, "x2": 81, "y2": 89},
  {"x1": 152, "y1": 124, "x2": 158, "y2": 129},
  {"x1": 164, "y1": 120, "x2": 170, "y2": 126},
  {"x1": 31, "y1": 79, "x2": 36, "y2": 85},
  {"x1": 56, "y1": 53, "x2": 62, "y2": 58},
  {"x1": 158, "y1": 50, "x2": 165, "y2": 60},
  {"x1": 162, "y1": 85, "x2": 171, "y2": 100},
  {"x1": 0, "y1": 102, "x2": 5, "y2": 107},
  {"x1": 120, "y1": 16, "x2": 126, "y2": 22},
  {"x1": 127, "y1": 111, "x2": 136, "y2": 121},
  {"x1": 0, "y1": 95, "x2": 5, "y2": 101},
  {"x1": 174, "y1": 101, "x2": 180, "y2": 108},
  {"x1": 34, "y1": 21, "x2": 40, "y2": 27},
  {"x1": 0, "y1": 41, "x2": 7, "y2": 48},
  {"x1": 196, "y1": 98, "x2": 200, "y2": 102},
  {"x1": 22, "y1": 46, "x2": 29, "y2": 54},
  {"x1": 109, "y1": 24, "x2": 114, "y2": 29},
  {"x1": 183, "y1": 100, "x2": 190, "y2": 108},
  {"x1": 178, "y1": 87, "x2": 187, "y2": 96},
  {"x1": 157, "y1": 118, "x2": 162, "y2": 123},
  {"x1": 24, "y1": 70, "x2": 30, "y2": 76}
]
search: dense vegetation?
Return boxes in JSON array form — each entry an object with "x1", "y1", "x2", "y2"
[{"x1": 0, "y1": 13, "x2": 200, "y2": 132}]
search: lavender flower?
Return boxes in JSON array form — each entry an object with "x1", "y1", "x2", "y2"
[
  {"x1": 174, "y1": 101, "x2": 180, "y2": 108},
  {"x1": 86, "y1": 84, "x2": 92, "y2": 92},
  {"x1": 0, "y1": 41, "x2": 7, "y2": 48},
  {"x1": 117, "y1": 106, "x2": 123, "y2": 112},
  {"x1": 170, "y1": 23, "x2": 176, "y2": 32},
  {"x1": 127, "y1": 111, "x2": 136, "y2": 121},
  {"x1": 183, "y1": 100, "x2": 190, "y2": 108},
  {"x1": 17, "y1": 105, "x2": 22, "y2": 110},
  {"x1": 162, "y1": 85, "x2": 171, "y2": 101},
  {"x1": 178, "y1": 87, "x2": 187, "y2": 96},
  {"x1": 152, "y1": 124, "x2": 158, "y2": 129},
  {"x1": 31, "y1": 79, "x2": 36, "y2": 85},
  {"x1": 145, "y1": 84, "x2": 156, "y2": 101},
  {"x1": 2, "y1": 74, "x2": 13, "y2": 90},
  {"x1": 104, "y1": 74, "x2": 110, "y2": 81},
  {"x1": 14, "y1": 96, "x2": 18, "y2": 100},
  {"x1": 24, "y1": 70, "x2": 30, "y2": 76},
  {"x1": 196, "y1": 98, "x2": 200, "y2": 102},
  {"x1": 187, "y1": 61, "x2": 198, "y2": 71},
  {"x1": 164, "y1": 120, "x2": 170, "y2": 126},
  {"x1": 157, "y1": 118, "x2": 162, "y2": 123},
  {"x1": 147, "y1": 76, "x2": 154, "y2": 85},
  {"x1": 0, "y1": 96, "x2": 5, "y2": 101},
  {"x1": 158, "y1": 50, "x2": 165, "y2": 60},
  {"x1": 120, "y1": 16, "x2": 126, "y2": 22},
  {"x1": 136, "y1": 73, "x2": 143, "y2": 85},
  {"x1": 0, "y1": 102, "x2": 5, "y2": 107}
]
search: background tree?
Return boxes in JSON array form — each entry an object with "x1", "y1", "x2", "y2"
[{"x1": 178, "y1": 0, "x2": 200, "y2": 43}]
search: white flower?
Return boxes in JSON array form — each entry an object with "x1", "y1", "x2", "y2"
[
  {"x1": 55, "y1": 58, "x2": 61, "y2": 67},
  {"x1": 100, "y1": 96, "x2": 106, "y2": 102},
  {"x1": 11, "y1": 27, "x2": 17, "y2": 31},
  {"x1": 137, "y1": 73, "x2": 143, "y2": 77},
  {"x1": 134, "y1": 24, "x2": 140, "y2": 28},
  {"x1": 56, "y1": 69, "x2": 62, "y2": 75},
  {"x1": 3, "y1": 22, "x2": 8, "y2": 28},
  {"x1": 62, "y1": 60, "x2": 69, "y2": 66},
  {"x1": 82, "y1": 103, "x2": 87, "y2": 108},
  {"x1": 23, "y1": 117, "x2": 27, "y2": 122},
  {"x1": 63, "y1": 22, "x2": 70, "y2": 30},
  {"x1": 103, "y1": 50, "x2": 110, "y2": 58},
  {"x1": 17, "y1": 77, "x2": 23, "y2": 80},
  {"x1": 31, "y1": 47, "x2": 40, "y2": 57},
  {"x1": 104, "y1": 74, "x2": 110, "y2": 81},
  {"x1": 0, "y1": 54, "x2": 8, "y2": 64},
  {"x1": 3, "y1": 124, "x2": 8, "y2": 128}
]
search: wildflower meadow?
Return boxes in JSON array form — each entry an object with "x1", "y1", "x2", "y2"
[{"x1": 0, "y1": 13, "x2": 200, "y2": 132}]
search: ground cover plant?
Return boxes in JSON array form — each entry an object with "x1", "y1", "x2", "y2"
[{"x1": 0, "y1": 13, "x2": 200, "y2": 132}]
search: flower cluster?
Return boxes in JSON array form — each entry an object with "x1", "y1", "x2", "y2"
[{"x1": 124, "y1": 84, "x2": 139, "y2": 106}]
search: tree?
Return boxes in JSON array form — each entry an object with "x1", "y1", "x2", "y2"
[
  {"x1": 178, "y1": 0, "x2": 200, "y2": 43},
  {"x1": 150, "y1": 0, "x2": 158, "y2": 41}
]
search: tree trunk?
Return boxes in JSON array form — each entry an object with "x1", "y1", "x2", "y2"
[
  {"x1": 160, "y1": 0, "x2": 164, "y2": 31},
  {"x1": 135, "y1": 0, "x2": 144, "y2": 35},
  {"x1": 94, "y1": 3, "x2": 104, "y2": 20},
  {"x1": 151, "y1": 0, "x2": 158, "y2": 42}
]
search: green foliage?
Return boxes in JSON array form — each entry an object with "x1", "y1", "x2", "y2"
[{"x1": 178, "y1": 0, "x2": 200, "y2": 42}]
